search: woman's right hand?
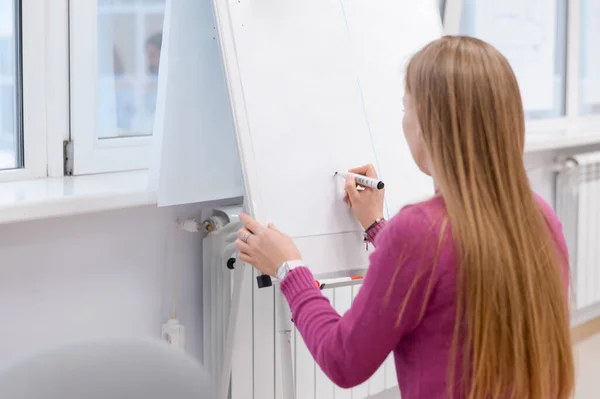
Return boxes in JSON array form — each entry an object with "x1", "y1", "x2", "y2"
[{"x1": 344, "y1": 164, "x2": 385, "y2": 229}]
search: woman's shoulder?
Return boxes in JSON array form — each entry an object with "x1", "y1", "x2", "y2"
[
  {"x1": 387, "y1": 193, "x2": 558, "y2": 231},
  {"x1": 532, "y1": 192, "x2": 569, "y2": 262},
  {"x1": 371, "y1": 196, "x2": 454, "y2": 284},
  {"x1": 533, "y1": 193, "x2": 561, "y2": 226},
  {"x1": 388, "y1": 195, "x2": 446, "y2": 225},
  {"x1": 383, "y1": 195, "x2": 449, "y2": 244}
]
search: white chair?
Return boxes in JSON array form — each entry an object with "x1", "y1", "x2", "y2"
[{"x1": 0, "y1": 338, "x2": 214, "y2": 399}]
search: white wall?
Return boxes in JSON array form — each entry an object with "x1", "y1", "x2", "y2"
[{"x1": 0, "y1": 202, "x2": 216, "y2": 370}]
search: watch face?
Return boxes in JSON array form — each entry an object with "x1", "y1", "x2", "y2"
[
  {"x1": 277, "y1": 263, "x2": 289, "y2": 280},
  {"x1": 277, "y1": 260, "x2": 303, "y2": 280}
]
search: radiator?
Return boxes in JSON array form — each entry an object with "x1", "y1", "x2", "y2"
[
  {"x1": 555, "y1": 151, "x2": 600, "y2": 325},
  {"x1": 201, "y1": 206, "x2": 242, "y2": 398}
]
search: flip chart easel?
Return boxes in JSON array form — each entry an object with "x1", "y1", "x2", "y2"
[
  {"x1": 211, "y1": 0, "x2": 442, "y2": 397},
  {"x1": 201, "y1": 205, "x2": 367, "y2": 399}
]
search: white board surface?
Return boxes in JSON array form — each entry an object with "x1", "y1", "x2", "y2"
[{"x1": 214, "y1": 0, "x2": 440, "y2": 277}]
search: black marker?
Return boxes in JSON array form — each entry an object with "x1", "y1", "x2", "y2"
[{"x1": 334, "y1": 171, "x2": 384, "y2": 190}]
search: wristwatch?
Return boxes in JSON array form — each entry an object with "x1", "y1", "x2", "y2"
[{"x1": 276, "y1": 260, "x2": 304, "y2": 281}]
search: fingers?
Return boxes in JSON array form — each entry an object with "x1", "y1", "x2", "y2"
[
  {"x1": 237, "y1": 227, "x2": 254, "y2": 243},
  {"x1": 240, "y1": 212, "x2": 265, "y2": 234},
  {"x1": 238, "y1": 251, "x2": 253, "y2": 266},
  {"x1": 267, "y1": 222, "x2": 279, "y2": 232},
  {"x1": 343, "y1": 193, "x2": 352, "y2": 208},
  {"x1": 344, "y1": 175, "x2": 359, "y2": 201},
  {"x1": 235, "y1": 226, "x2": 254, "y2": 264},
  {"x1": 235, "y1": 229, "x2": 253, "y2": 264},
  {"x1": 349, "y1": 164, "x2": 378, "y2": 179},
  {"x1": 235, "y1": 237, "x2": 251, "y2": 254}
]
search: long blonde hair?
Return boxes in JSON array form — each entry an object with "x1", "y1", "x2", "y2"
[{"x1": 405, "y1": 36, "x2": 574, "y2": 398}]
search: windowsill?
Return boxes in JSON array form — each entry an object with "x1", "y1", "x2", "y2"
[
  {"x1": 0, "y1": 170, "x2": 156, "y2": 225},
  {"x1": 525, "y1": 122, "x2": 600, "y2": 153}
]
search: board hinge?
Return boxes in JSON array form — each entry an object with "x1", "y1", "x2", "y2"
[{"x1": 63, "y1": 139, "x2": 73, "y2": 176}]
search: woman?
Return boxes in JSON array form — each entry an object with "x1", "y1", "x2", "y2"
[{"x1": 236, "y1": 36, "x2": 574, "y2": 398}]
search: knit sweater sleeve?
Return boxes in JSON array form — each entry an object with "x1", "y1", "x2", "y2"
[
  {"x1": 280, "y1": 206, "x2": 438, "y2": 389},
  {"x1": 366, "y1": 219, "x2": 387, "y2": 245}
]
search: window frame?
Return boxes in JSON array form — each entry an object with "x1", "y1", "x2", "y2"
[
  {"x1": 567, "y1": 0, "x2": 582, "y2": 117},
  {"x1": 0, "y1": 0, "x2": 49, "y2": 182},
  {"x1": 45, "y1": 0, "x2": 71, "y2": 178},
  {"x1": 69, "y1": 0, "x2": 155, "y2": 175}
]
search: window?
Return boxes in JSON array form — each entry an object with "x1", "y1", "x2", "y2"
[
  {"x1": 457, "y1": 0, "x2": 568, "y2": 120},
  {"x1": 0, "y1": 0, "x2": 22, "y2": 170},
  {"x1": 580, "y1": 0, "x2": 600, "y2": 115},
  {"x1": 70, "y1": 0, "x2": 165, "y2": 174}
]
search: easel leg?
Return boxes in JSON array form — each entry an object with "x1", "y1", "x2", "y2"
[
  {"x1": 275, "y1": 287, "x2": 296, "y2": 399},
  {"x1": 220, "y1": 261, "x2": 247, "y2": 399}
]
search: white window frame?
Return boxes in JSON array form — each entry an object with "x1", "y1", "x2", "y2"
[
  {"x1": 443, "y1": 0, "x2": 600, "y2": 137},
  {"x1": 69, "y1": 0, "x2": 154, "y2": 175},
  {"x1": 0, "y1": 0, "x2": 49, "y2": 182},
  {"x1": 45, "y1": 0, "x2": 71, "y2": 178}
]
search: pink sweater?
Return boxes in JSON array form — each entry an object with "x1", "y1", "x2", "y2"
[{"x1": 280, "y1": 194, "x2": 569, "y2": 398}]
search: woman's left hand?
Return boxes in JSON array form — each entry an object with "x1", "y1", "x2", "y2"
[{"x1": 235, "y1": 212, "x2": 302, "y2": 277}]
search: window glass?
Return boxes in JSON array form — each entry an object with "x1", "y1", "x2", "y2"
[
  {"x1": 580, "y1": 0, "x2": 600, "y2": 115},
  {"x1": 459, "y1": 0, "x2": 567, "y2": 120},
  {"x1": 97, "y1": 0, "x2": 165, "y2": 139},
  {"x1": 0, "y1": 0, "x2": 22, "y2": 169}
]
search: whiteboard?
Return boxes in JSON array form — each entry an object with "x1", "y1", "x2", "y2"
[{"x1": 214, "y1": 0, "x2": 440, "y2": 277}]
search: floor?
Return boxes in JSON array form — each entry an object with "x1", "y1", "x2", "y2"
[
  {"x1": 369, "y1": 332, "x2": 600, "y2": 399},
  {"x1": 573, "y1": 332, "x2": 600, "y2": 398}
]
